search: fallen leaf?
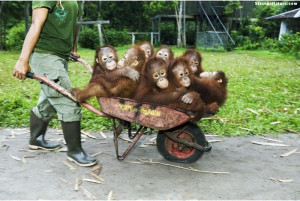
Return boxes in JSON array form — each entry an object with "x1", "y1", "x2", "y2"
[
  {"x1": 251, "y1": 141, "x2": 290, "y2": 147},
  {"x1": 11, "y1": 155, "x2": 21, "y2": 161},
  {"x1": 60, "y1": 177, "x2": 72, "y2": 185},
  {"x1": 74, "y1": 178, "x2": 81, "y2": 191},
  {"x1": 92, "y1": 152, "x2": 102, "y2": 157},
  {"x1": 82, "y1": 178, "x2": 103, "y2": 184},
  {"x1": 90, "y1": 173, "x2": 105, "y2": 182},
  {"x1": 281, "y1": 148, "x2": 298, "y2": 157},
  {"x1": 139, "y1": 144, "x2": 148, "y2": 148},
  {"x1": 270, "y1": 121, "x2": 281, "y2": 125},
  {"x1": 259, "y1": 137, "x2": 284, "y2": 143},
  {"x1": 56, "y1": 147, "x2": 68, "y2": 152},
  {"x1": 107, "y1": 191, "x2": 114, "y2": 200},
  {"x1": 207, "y1": 140, "x2": 223, "y2": 143},
  {"x1": 82, "y1": 187, "x2": 96, "y2": 200},
  {"x1": 240, "y1": 127, "x2": 252, "y2": 132},
  {"x1": 247, "y1": 108, "x2": 259, "y2": 115},
  {"x1": 100, "y1": 131, "x2": 107, "y2": 139},
  {"x1": 149, "y1": 136, "x2": 157, "y2": 142},
  {"x1": 91, "y1": 164, "x2": 102, "y2": 175},
  {"x1": 278, "y1": 179, "x2": 294, "y2": 183},
  {"x1": 118, "y1": 136, "x2": 132, "y2": 142},
  {"x1": 63, "y1": 161, "x2": 76, "y2": 170},
  {"x1": 81, "y1": 131, "x2": 97, "y2": 139}
]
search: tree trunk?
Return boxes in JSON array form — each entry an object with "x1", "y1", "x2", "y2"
[
  {"x1": 25, "y1": 3, "x2": 30, "y2": 33},
  {"x1": 176, "y1": 2, "x2": 183, "y2": 47},
  {"x1": 74, "y1": 1, "x2": 85, "y2": 48},
  {"x1": 183, "y1": 0, "x2": 186, "y2": 47},
  {"x1": 0, "y1": 1, "x2": 4, "y2": 16},
  {"x1": 0, "y1": 1, "x2": 5, "y2": 51}
]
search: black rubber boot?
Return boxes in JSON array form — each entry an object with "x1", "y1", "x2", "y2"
[
  {"x1": 61, "y1": 121, "x2": 96, "y2": 167},
  {"x1": 29, "y1": 110, "x2": 61, "y2": 151}
]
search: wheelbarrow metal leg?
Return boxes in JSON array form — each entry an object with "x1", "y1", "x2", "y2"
[
  {"x1": 113, "y1": 118, "x2": 146, "y2": 160},
  {"x1": 128, "y1": 125, "x2": 143, "y2": 139}
]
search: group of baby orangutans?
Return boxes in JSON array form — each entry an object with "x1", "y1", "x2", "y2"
[{"x1": 72, "y1": 41, "x2": 228, "y2": 121}]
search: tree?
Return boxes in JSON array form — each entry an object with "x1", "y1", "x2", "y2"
[{"x1": 0, "y1": 1, "x2": 30, "y2": 50}]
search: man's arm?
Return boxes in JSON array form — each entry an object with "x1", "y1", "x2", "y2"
[{"x1": 13, "y1": 8, "x2": 48, "y2": 80}]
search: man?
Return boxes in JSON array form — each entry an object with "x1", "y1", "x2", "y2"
[{"x1": 13, "y1": 1, "x2": 96, "y2": 167}]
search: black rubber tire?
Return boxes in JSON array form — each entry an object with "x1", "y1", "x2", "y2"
[{"x1": 156, "y1": 122, "x2": 207, "y2": 163}]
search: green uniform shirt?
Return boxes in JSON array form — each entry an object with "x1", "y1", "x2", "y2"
[{"x1": 32, "y1": 1, "x2": 80, "y2": 59}]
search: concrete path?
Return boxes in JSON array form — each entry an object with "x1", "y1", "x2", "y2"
[{"x1": 0, "y1": 128, "x2": 299, "y2": 200}]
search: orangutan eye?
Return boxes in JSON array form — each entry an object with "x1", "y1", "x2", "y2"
[
  {"x1": 154, "y1": 74, "x2": 159, "y2": 79},
  {"x1": 160, "y1": 72, "x2": 165, "y2": 76},
  {"x1": 103, "y1": 57, "x2": 107, "y2": 61}
]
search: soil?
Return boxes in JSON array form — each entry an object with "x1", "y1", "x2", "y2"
[{"x1": 0, "y1": 127, "x2": 299, "y2": 200}]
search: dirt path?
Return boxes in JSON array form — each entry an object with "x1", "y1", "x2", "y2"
[{"x1": 0, "y1": 128, "x2": 299, "y2": 200}]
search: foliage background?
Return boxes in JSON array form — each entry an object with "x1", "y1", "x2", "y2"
[
  {"x1": 0, "y1": 1, "x2": 299, "y2": 135},
  {"x1": 0, "y1": 47, "x2": 299, "y2": 135},
  {"x1": 1, "y1": 1, "x2": 299, "y2": 55}
]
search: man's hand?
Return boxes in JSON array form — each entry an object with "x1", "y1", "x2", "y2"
[
  {"x1": 13, "y1": 59, "x2": 31, "y2": 80},
  {"x1": 12, "y1": 7, "x2": 48, "y2": 81},
  {"x1": 70, "y1": 51, "x2": 80, "y2": 62}
]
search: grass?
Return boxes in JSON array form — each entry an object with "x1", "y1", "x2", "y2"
[{"x1": 0, "y1": 46, "x2": 299, "y2": 136}]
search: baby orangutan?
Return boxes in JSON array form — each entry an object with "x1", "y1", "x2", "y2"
[
  {"x1": 154, "y1": 45, "x2": 174, "y2": 65},
  {"x1": 183, "y1": 49, "x2": 205, "y2": 75},
  {"x1": 192, "y1": 71, "x2": 228, "y2": 115},
  {"x1": 167, "y1": 57, "x2": 206, "y2": 120},
  {"x1": 72, "y1": 45, "x2": 145, "y2": 102},
  {"x1": 134, "y1": 57, "x2": 206, "y2": 121},
  {"x1": 138, "y1": 41, "x2": 154, "y2": 61}
]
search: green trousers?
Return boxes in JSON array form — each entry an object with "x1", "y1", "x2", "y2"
[{"x1": 30, "y1": 52, "x2": 81, "y2": 122}]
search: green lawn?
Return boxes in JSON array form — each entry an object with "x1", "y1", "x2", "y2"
[{"x1": 0, "y1": 46, "x2": 299, "y2": 135}]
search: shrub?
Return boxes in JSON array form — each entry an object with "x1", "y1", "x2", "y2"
[
  {"x1": 79, "y1": 27, "x2": 131, "y2": 48},
  {"x1": 245, "y1": 24, "x2": 265, "y2": 42},
  {"x1": 243, "y1": 37, "x2": 261, "y2": 50},
  {"x1": 261, "y1": 38, "x2": 277, "y2": 51},
  {"x1": 103, "y1": 29, "x2": 131, "y2": 46},
  {"x1": 6, "y1": 21, "x2": 26, "y2": 50},
  {"x1": 79, "y1": 27, "x2": 99, "y2": 49},
  {"x1": 277, "y1": 32, "x2": 300, "y2": 57}
]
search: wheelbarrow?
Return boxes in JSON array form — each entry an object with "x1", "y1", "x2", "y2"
[{"x1": 25, "y1": 56, "x2": 211, "y2": 163}]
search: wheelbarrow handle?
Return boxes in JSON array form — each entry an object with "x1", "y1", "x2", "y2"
[
  {"x1": 69, "y1": 54, "x2": 78, "y2": 61},
  {"x1": 69, "y1": 55, "x2": 93, "y2": 73},
  {"x1": 25, "y1": 72, "x2": 109, "y2": 118},
  {"x1": 26, "y1": 72, "x2": 35, "y2": 79}
]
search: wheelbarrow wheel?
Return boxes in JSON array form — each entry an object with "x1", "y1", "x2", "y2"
[{"x1": 157, "y1": 122, "x2": 207, "y2": 163}]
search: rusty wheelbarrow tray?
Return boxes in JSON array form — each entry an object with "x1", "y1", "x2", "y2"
[
  {"x1": 26, "y1": 59, "x2": 211, "y2": 163},
  {"x1": 97, "y1": 97, "x2": 211, "y2": 162}
]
